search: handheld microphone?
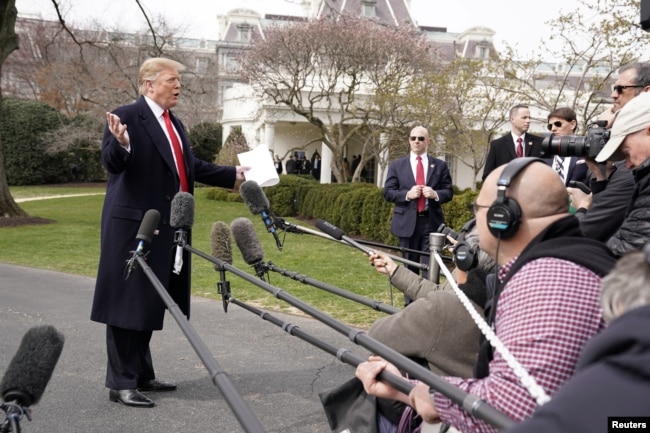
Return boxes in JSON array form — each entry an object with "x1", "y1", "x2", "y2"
[
  {"x1": 124, "y1": 209, "x2": 161, "y2": 280},
  {"x1": 315, "y1": 219, "x2": 375, "y2": 255},
  {"x1": 170, "y1": 192, "x2": 195, "y2": 275},
  {"x1": 239, "y1": 180, "x2": 283, "y2": 251},
  {"x1": 210, "y1": 221, "x2": 233, "y2": 312},
  {"x1": 230, "y1": 217, "x2": 268, "y2": 281},
  {"x1": 1, "y1": 325, "x2": 65, "y2": 409}
]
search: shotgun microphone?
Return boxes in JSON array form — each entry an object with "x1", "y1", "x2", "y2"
[
  {"x1": 239, "y1": 180, "x2": 283, "y2": 251},
  {"x1": 230, "y1": 217, "x2": 268, "y2": 281},
  {"x1": 124, "y1": 209, "x2": 160, "y2": 280},
  {"x1": 170, "y1": 192, "x2": 194, "y2": 274}
]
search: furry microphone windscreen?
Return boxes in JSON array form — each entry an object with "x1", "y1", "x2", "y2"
[
  {"x1": 239, "y1": 180, "x2": 269, "y2": 215},
  {"x1": 0, "y1": 325, "x2": 65, "y2": 407},
  {"x1": 210, "y1": 221, "x2": 233, "y2": 268},
  {"x1": 170, "y1": 192, "x2": 195, "y2": 229},
  {"x1": 230, "y1": 217, "x2": 265, "y2": 265}
]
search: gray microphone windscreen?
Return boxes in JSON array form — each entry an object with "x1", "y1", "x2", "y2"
[
  {"x1": 210, "y1": 221, "x2": 232, "y2": 267},
  {"x1": 170, "y1": 192, "x2": 195, "y2": 229},
  {"x1": 231, "y1": 217, "x2": 264, "y2": 265},
  {"x1": 239, "y1": 180, "x2": 269, "y2": 215},
  {"x1": 136, "y1": 209, "x2": 161, "y2": 243},
  {"x1": 0, "y1": 325, "x2": 65, "y2": 406}
]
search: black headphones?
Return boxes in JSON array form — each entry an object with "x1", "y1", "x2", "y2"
[
  {"x1": 486, "y1": 157, "x2": 545, "y2": 239},
  {"x1": 453, "y1": 218, "x2": 478, "y2": 271}
]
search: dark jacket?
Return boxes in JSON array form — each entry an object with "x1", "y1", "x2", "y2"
[
  {"x1": 482, "y1": 132, "x2": 544, "y2": 181},
  {"x1": 91, "y1": 96, "x2": 236, "y2": 331},
  {"x1": 607, "y1": 158, "x2": 650, "y2": 256},
  {"x1": 505, "y1": 305, "x2": 650, "y2": 433},
  {"x1": 575, "y1": 161, "x2": 635, "y2": 242},
  {"x1": 384, "y1": 154, "x2": 453, "y2": 239}
]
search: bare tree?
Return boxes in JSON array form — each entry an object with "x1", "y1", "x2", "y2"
[
  {"x1": 239, "y1": 16, "x2": 440, "y2": 183},
  {"x1": 0, "y1": 0, "x2": 25, "y2": 218}
]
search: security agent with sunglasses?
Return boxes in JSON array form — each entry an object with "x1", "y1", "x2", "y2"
[
  {"x1": 383, "y1": 126, "x2": 453, "y2": 299},
  {"x1": 357, "y1": 159, "x2": 616, "y2": 432},
  {"x1": 482, "y1": 104, "x2": 544, "y2": 181}
]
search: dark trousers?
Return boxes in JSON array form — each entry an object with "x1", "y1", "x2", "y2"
[
  {"x1": 105, "y1": 325, "x2": 155, "y2": 390},
  {"x1": 398, "y1": 215, "x2": 432, "y2": 305}
]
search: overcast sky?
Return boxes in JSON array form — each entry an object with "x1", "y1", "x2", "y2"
[{"x1": 17, "y1": 0, "x2": 588, "y2": 60}]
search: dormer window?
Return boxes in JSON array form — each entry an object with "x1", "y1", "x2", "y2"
[
  {"x1": 238, "y1": 22, "x2": 252, "y2": 42},
  {"x1": 477, "y1": 39, "x2": 490, "y2": 59},
  {"x1": 362, "y1": 0, "x2": 376, "y2": 17}
]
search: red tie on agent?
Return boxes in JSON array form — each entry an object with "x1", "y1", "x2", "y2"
[
  {"x1": 516, "y1": 137, "x2": 523, "y2": 158},
  {"x1": 163, "y1": 110, "x2": 189, "y2": 192},
  {"x1": 416, "y1": 155, "x2": 425, "y2": 213}
]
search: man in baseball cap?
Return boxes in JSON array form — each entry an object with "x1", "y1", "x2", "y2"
[
  {"x1": 594, "y1": 91, "x2": 650, "y2": 256},
  {"x1": 596, "y1": 91, "x2": 650, "y2": 166}
]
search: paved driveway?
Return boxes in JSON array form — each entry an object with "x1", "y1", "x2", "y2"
[{"x1": 0, "y1": 263, "x2": 370, "y2": 433}]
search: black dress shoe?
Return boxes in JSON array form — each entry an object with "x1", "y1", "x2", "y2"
[
  {"x1": 109, "y1": 389, "x2": 154, "y2": 408},
  {"x1": 137, "y1": 379, "x2": 177, "y2": 392}
]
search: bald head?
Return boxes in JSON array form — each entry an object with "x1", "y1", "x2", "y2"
[
  {"x1": 480, "y1": 161, "x2": 569, "y2": 219},
  {"x1": 476, "y1": 161, "x2": 570, "y2": 263}
]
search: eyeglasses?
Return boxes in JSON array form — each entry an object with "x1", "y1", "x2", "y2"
[
  {"x1": 469, "y1": 201, "x2": 490, "y2": 216},
  {"x1": 612, "y1": 84, "x2": 644, "y2": 94},
  {"x1": 409, "y1": 136, "x2": 426, "y2": 142},
  {"x1": 546, "y1": 120, "x2": 566, "y2": 130}
]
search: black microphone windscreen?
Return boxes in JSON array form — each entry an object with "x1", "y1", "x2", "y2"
[
  {"x1": 231, "y1": 217, "x2": 265, "y2": 265},
  {"x1": 210, "y1": 221, "x2": 233, "y2": 267},
  {"x1": 170, "y1": 192, "x2": 195, "y2": 229},
  {"x1": 0, "y1": 325, "x2": 64, "y2": 407},
  {"x1": 239, "y1": 180, "x2": 269, "y2": 215},
  {"x1": 316, "y1": 219, "x2": 345, "y2": 240},
  {"x1": 136, "y1": 209, "x2": 161, "y2": 244}
]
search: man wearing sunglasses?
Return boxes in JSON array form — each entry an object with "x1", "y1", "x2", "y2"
[
  {"x1": 482, "y1": 104, "x2": 544, "y2": 182},
  {"x1": 383, "y1": 126, "x2": 453, "y2": 303},
  {"x1": 543, "y1": 107, "x2": 588, "y2": 186},
  {"x1": 567, "y1": 62, "x2": 650, "y2": 242}
]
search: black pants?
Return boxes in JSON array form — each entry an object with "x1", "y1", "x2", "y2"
[
  {"x1": 105, "y1": 325, "x2": 155, "y2": 390},
  {"x1": 398, "y1": 216, "x2": 432, "y2": 305}
]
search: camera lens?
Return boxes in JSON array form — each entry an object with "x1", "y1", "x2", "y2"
[{"x1": 541, "y1": 135, "x2": 589, "y2": 157}]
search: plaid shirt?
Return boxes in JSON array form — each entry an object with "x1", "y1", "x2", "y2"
[{"x1": 434, "y1": 256, "x2": 605, "y2": 433}]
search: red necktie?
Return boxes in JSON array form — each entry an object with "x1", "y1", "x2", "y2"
[
  {"x1": 163, "y1": 110, "x2": 189, "y2": 192},
  {"x1": 416, "y1": 155, "x2": 425, "y2": 212},
  {"x1": 516, "y1": 137, "x2": 523, "y2": 158}
]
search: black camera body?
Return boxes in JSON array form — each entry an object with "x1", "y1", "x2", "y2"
[
  {"x1": 541, "y1": 120, "x2": 610, "y2": 159},
  {"x1": 437, "y1": 223, "x2": 459, "y2": 241}
]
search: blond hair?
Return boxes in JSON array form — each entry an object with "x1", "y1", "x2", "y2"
[{"x1": 137, "y1": 58, "x2": 186, "y2": 95}]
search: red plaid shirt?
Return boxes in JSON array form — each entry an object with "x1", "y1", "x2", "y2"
[{"x1": 434, "y1": 257, "x2": 605, "y2": 433}]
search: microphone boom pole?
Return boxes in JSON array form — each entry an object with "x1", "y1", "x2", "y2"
[
  {"x1": 264, "y1": 261, "x2": 400, "y2": 315},
  {"x1": 226, "y1": 297, "x2": 414, "y2": 395},
  {"x1": 132, "y1": 254, "x2": 266, "y2": 433},
  {"x1": 184, "y1": 245, "x2": 516, "y2": 431}
]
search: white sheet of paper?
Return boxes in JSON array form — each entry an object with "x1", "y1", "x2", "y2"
[{"x1": 237, "y1": 143, "x2": 280, "y2": 187}]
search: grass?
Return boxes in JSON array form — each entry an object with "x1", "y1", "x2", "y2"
[{"x1": 1, "y1": 185, "x2": 398, "y2": 328}]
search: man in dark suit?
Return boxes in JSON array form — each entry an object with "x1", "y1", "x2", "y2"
[
  {"x1": 482, "y1": 104, "x2": 544, "y2": 181},
  {"x1": 383, "y1": 126, "x2": 453, "y2": 303},
  {"x1": 91, "y1": 57, "x2": 246, "y2": 408}
]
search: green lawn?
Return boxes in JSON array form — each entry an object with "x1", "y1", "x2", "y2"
[{"x1": 2, "y1": 185, "x2": 398, "y2": 328}]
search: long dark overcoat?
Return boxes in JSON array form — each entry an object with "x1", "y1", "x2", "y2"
[{"x1": 91, "y1": 96, "x2": 236, "y2": 331}]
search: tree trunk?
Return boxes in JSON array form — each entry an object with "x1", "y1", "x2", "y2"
[{"x1": 0, "y1": 0, "x2": 27, "y2": 218}]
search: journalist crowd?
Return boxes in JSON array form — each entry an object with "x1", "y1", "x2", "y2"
[{"x1": 335, "y1": 61, "x2": 650, "y2": 433}]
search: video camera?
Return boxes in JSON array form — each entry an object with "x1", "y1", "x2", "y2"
[{"x1": 541, "y1": 120, "x2": 610, "y2": 159}]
